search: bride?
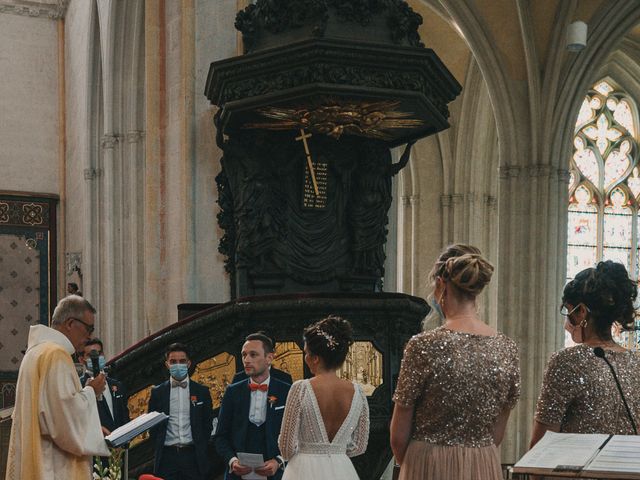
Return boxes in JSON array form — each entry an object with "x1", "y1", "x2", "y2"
[{"x1": 278, "y1": 315, "x2": 370, "y2": 479}]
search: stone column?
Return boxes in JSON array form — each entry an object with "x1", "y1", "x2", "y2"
[
  {"x1": 144, "y1": 0, "x2": 167, "y2": 335},
  {"x1": 100, "y1": 133, "x2": 119, "y2": 349},
  {"x1": 126, "y1": 129, "x2": 145, "y2": 342},
  {"x1": 409, "y1": 194, "x2": 420, "y2": 295},
  {"x1": 496, "y1": 163, "x2": 570, "y2": 461}
]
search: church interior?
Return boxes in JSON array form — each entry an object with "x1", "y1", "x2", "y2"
[{"x1": 1, "y1": 0, "x2": 640, "y2": 478}]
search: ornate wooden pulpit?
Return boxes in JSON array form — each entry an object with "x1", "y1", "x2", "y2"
[{"x1": 112, "y1": 1, "x2": 460, "y2": 478}]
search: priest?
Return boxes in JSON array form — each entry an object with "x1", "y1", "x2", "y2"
[{"x1": 6, "y1": 295, "x2": 110, "y2": 479}]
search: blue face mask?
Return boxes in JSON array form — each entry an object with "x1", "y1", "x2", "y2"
[
  {"x1": 169, "y1": 363, "x2": 189, "y2": 381},
  {"x1": 432, "y1": 297, "x2": 445, "y2": 320},
  {"x1": 422, "y1": 294, "x2": 445, "y2": 330},
  {"x1": 85, "y1": 355, "x2": 106, "y2": 371}
]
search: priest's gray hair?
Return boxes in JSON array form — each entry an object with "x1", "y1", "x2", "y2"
[{"x1": 51, "y1": 295, "x2": 97, "y2": 326}]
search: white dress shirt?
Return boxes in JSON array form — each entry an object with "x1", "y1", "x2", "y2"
[
  {"x1": 249, "y1": 377, "x2": 270, "y2": 427},
  {"x1": 164, "y1": 380, "x2": 194, "y2": 446}
]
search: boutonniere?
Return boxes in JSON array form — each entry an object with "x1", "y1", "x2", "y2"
[
  {"x1": 190, "y1": 395, "x2": 197, "y2": 405},
  {"x1": 268, "y1": 395, "x2": 277, "y2": 408},
  {"x1": 111, "y1": 385, "x2": 118, "y2": 393}
]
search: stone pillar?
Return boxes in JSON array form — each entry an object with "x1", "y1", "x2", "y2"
[
  {"x1": 409, "y1": 194, "x2": 420, "y2": 295},
  {"x1": 496, "y1": 163, "x2": 569, "y2": 461},
  {"x1": 100, "y1": 132, "x2": 119, "y2": 350},
  {"x1": 440, "y1": 194, "x2": 452, "y2": 246},
  {"x1": 144, "y1": 0, "x2": 167, "y2": 335},
  {"x1": 126, "y1": 129, "x2": 145, "y2": 342}
]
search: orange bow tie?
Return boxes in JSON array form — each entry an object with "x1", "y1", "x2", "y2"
[{"x1": 248, "y1": 383, "x2": 268, "y2": 392}]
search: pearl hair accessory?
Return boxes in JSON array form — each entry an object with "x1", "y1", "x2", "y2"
[{"x1": 316, "y1": 328, "x2": 338, "y2": 350}]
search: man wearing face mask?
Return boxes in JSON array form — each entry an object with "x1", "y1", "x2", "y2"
[
  {"x1": 148, "y1": 342, "x2": 214, "y2": 480},
  {"x1": 79, "y1": 338, "x2": 130, "y2": 436}
]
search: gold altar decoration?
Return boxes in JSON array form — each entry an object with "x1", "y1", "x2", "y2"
[
  {"x1": 338, "y1": 341, "x2": 383, "y2": 396},
  {"x1": 193, "y1": 352, "x2": 237, "y2": 408},
  {"x1": 273, "y1": 342, "x2": 304, "y2": 382},
  {"x1": 243, "y1": 100, "x2": 424, "y2": 141},
  {"x1": 127, "y1": 385, "x2": 153, "y2": 446}
]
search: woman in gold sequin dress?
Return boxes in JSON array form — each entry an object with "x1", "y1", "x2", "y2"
[
  {"x1": 531, "y1": 261, "x2": 640, "y2": 447},
  {"x1": 390, "y1": 244, "x2": 521, "y2": 480}
]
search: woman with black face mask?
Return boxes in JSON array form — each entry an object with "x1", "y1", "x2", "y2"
[{"x1": 530, "y1": 261, "x2": 640, "y2": 449}]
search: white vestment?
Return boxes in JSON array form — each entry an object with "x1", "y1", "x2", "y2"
[{"x1": 6, "y1": 325, "x2": 110, "y2": 480}]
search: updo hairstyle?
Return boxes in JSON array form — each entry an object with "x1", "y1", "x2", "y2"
[
  {"x1": 303, "y1": 315, "x2": 354, "y2": 370},
  {"x1": 428, "y1": 244, "x2": 494, "y2": 299},
  {"x1": 563, "y1": 260, "x2": 638, "y2": 338}
]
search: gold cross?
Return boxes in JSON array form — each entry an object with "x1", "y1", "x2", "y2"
[{"x1": 295, "y1": 128, "x2": 319, "y2": 196}]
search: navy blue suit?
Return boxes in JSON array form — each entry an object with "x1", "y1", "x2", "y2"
[
  {"x1": 214, "y1": 377, "x2": 291, "y2": 480},
  {"x1": 148, "y1": 379, "x2": 213, "y2": 479}
]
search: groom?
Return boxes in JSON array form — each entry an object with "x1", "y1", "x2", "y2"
[{"x1": 214, "y1": 332, "x2": 291, "y2": 480}]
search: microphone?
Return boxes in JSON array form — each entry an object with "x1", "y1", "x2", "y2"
[
  {"x1": 593, "y1": 347, "x2": 637, "y2": 434},
  {"x1": 89, "y1": 350, "x2": 101, "y2": 377},
  {"x1": 89, "y1": 349, "x2": 103, "y2": 400}
]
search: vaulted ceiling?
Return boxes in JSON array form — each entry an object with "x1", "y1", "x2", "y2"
[{"x1": 407, "y1": 0, "x2": 640, "y2": 91}]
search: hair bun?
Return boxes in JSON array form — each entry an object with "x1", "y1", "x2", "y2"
[
  {"x1": 564, "y1": 260, "x2": 638, "y2": 335},
  {"x1": 319, "y1": 315, "x2": 354, "y2": 348},
  {"x1": 444, "y1": 252, "x2": 494, "y2": 296},
  {"x1": 303, "y1": 315, "x2": 354, "y2": 370}
]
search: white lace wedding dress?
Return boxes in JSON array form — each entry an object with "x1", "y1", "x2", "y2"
[{"x1": 278, "y1": 379, "x2": 370, "y2": 480}]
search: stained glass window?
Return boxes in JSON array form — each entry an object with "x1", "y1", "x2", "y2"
[
  {"x1": 567, "y1": 186, "x2": 598, "y2": 279},
  {"x1": 567, "y1": 80, "x2": 640, "y2": 349}
]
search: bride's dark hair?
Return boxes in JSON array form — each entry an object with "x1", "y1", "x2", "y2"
[{"x1": 303, "y1": 315, "x2": 353, "y2": 370}]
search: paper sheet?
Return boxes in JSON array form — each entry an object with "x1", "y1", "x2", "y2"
[
  {"x1": 583, "y1": 435, "x2": 640, "y2": 474},
  {"x1": 514, "y1": 432, "x2": 609, "y2": 470},
  {"x1": 237, "y1": 452, "x2": 266, "y2": 480}
]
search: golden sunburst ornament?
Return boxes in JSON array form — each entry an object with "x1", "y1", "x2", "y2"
[{"x1": 242, "y1": 99, "x2": 424, "y2": 140}]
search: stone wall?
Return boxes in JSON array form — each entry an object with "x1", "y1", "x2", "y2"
[{"x1": 0, "y1": 8, "x2": 59, "y2": 194}]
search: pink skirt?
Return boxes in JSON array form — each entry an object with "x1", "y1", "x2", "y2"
[{"x1": 399, "y1": 440, "x2": 503, "y2": 480}]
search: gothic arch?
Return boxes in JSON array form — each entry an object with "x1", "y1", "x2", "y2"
[
  {"x1": 426, "y1": 0, "x2": 521, "y2": 167},
  {"x1": 598, "y1": 51, "x2": 640, "y2": 103},
  {"x1": 548, "y1": 4, "x2": 640, "y2": 172}
]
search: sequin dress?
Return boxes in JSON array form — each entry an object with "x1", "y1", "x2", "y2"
[
  {"x1": 393, "y1": 327, "x2": 521, "y2": 480},
  {"x1": 535, "y1": 344, "x2": 640, "y2": 434},
  {"x1": 278, "y1": 379, "x2": 369, "y2": 480}
]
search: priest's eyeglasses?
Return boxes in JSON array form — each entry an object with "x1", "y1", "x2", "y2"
[{"x1": 71, "y1": 317, "x2": 95, "y2": 334}]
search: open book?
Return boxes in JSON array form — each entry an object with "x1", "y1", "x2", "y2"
[
  {"x1": 513, "y1": 432, "x2": 640, "y2": 479},
  {"x1": 104, "y1": 411, "x2": 168, "y2": 448}
]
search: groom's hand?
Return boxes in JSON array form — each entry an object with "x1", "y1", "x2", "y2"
[
  {"x1": 231, "y1": 460, "x2": 252, "y2": 476},
  {"x1": 255, "y1": 459, "x2": 279, "y2": 476}
]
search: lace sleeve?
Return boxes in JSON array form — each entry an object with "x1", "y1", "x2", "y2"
[
  {"x1": 278, "y1": 380, "x2": 305, "y2": 461},
  {"x1": 347, "y1": 386, "x2": 370, "y2": 457}
]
